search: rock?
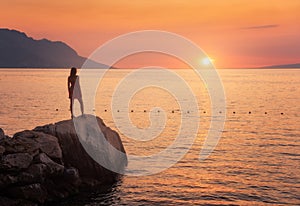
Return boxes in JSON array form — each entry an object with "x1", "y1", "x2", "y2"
[
  {"x1": 0, "y1": 196, "x2": 37, "y2": 206},
  {"x1": 36, "y1": 169, "x2": 81, "y2": 200},
  {"x1": 0, "y1": 163, "x2": 48, "y2": 190},
  {"x1": 0, "y1": 128, "x2": 4, "y2": 139},
  {"x1": 13, "y1": 130, "x2": 40, "y2": 139},
  {"x1": 0, "y1": 133, "x2": 40, "y2": 156},
  {"x1": 17, "y1": 172, "x2": 40, "y2": 186},
  {"x1": 0, "y1": 174, "x2": 19, "y2": 189},
  {"x1": 17, "y1": 163, "x2": 48, "y2": 185},
  {"x1": 0, "y1": 130, "x2": 62, "y2": 161},
  {"x1": 6, "y1": 183, "x2": 47, "y2": 203},
  {"x1": 34, "y1": 153, "x2": 64, "y2": 176},
  {"x1": 64, "y1": 167, "x2": 80, "y2": 182},
  {"x1": 33, "y1": 132, "x2": 62, "y2": 160},
  {"x1": 0, "y1": 153, "x2": 32, "y2": 171},
  {"x1": 11, "y1": 130, "x2": 62, "y2": 160},
  {"x1": 0, "y1": 116, "x2": 127, "y2": 204},
  {"x1": 26, "y1": 163, "x2": 48, "y2": 181},
  {"x1": 33, "y1": 124, "x2": 55, "y2": 136},
  {"x1": 0, "y1": 145, "x2": 5, "y2": 156}
]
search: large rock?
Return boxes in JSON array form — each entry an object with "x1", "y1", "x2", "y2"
[
  {"x1": 18, "y1": 163, "x2": 48, "y2": 184},
  {"x1": 10, "y1": 130, "x2": 62, "y2": 160},
  {"x1": 1, "y1": 132, "x2": 40, "y2": 155},
  {"x1": 0, "y1": 115, "x2": 127, "y2": 204},
  {"x1": 33, "y1": 153, "x2": 64, "y2": 176},
  {"x1": 34, "y1": 133, "x2": 62, "y2": 160},
  {"x1": 0, "y1": 153, "x2": 32, "y2": 171},
  {"x1": 34, "y1": 115, "x2": 127, "y2": 183}
]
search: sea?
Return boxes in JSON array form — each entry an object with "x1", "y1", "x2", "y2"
[{"x1": 0, "y1": 68, "x2": 299, "y2": 205}]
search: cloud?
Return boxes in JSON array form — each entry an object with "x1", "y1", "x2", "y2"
[{"x1": 240, "y1": 24, "x2": 279, "y2": 30}]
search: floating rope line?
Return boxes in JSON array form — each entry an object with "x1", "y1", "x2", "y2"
[{"x1": 96, "y1": 109, "x2": 285, "y2": 115}]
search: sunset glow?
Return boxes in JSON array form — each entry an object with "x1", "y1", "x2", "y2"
[
  {"x1": 201, "y1": 57, "x2": 214, "y2": 66},
  {"x1": 1, "y1": 0, "x2": 299, "y2": 68}
]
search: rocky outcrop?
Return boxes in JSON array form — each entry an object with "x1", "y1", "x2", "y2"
[{"x1": 0, "y1": 115, "x2": 127, "y2": 205}]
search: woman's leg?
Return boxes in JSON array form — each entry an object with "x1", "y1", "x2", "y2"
[
  {"x1": 70, "y1": 98, "x2": 74, "y2": 117},
  {"x1": 78, "y1": 98, "x2": 84, "y2": 115}
]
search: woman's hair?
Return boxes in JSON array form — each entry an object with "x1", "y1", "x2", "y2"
[{"x1": 70, "y1": 67, "x2": 77, "y2": 76}]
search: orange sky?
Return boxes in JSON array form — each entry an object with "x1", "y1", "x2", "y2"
[{"x1": 1, "y1": 0, "x2": 300, "y2": 68}]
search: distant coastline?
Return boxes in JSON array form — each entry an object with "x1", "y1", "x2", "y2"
[
  {"x1": 219, "y1": 67, "x2": 300, "y2": 69},
  {"x1": 260, "y1": 63, "x2": 300, "y2": 69},
  {"x1": 0, "y1": 28, "x2": 109, "y2": 68}
]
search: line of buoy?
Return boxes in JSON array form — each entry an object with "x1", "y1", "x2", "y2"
[{"x1": 97, "y1": 109, "x2": 285, "y2": 115}]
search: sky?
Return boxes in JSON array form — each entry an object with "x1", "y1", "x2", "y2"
[{"x1": 1, "y1": 0, "x2": 300, "y2": 68}]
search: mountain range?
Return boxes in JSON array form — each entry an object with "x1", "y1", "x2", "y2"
[
  {"x1": 262, "y1": 63, "x2": 300, "y2": 69},
  {"x1": 0, "y1": 28, "x2": 108, "y2": 68},
  {"x1": 0, "y1": 28, "x2": 299, "y2": 69}
]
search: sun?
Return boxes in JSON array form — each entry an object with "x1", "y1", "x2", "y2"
[{"x1": 201, "y1": 57, "x2": 214, "y2": 66}]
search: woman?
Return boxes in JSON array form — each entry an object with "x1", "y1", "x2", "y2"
[{"x1": 68, "y1": 67, "x2": 84, "y2": 117}]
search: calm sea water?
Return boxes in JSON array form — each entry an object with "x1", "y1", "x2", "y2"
[{"x1": 0, "y1": 68, "x2": 299, "y2": 205}]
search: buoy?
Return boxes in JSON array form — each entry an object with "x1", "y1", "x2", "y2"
[
  {"x1": 131, "y1": 110, "x2": 134, "y2": 113},
  {"x1": 203, "y1": 111, "x2": 206, "y2": 114},
  {"x1": 144, "y1": 110, "x2": 147, "y2": 113},
  {"x1": 117, "y1": 110, "x2": 120, "y2": 112},
  {"x1": 157, "y1": 110, "x2": 160, "y2": 113},
  {"x1": 172, "y1": 110, "x2": 174, "y2": 113},
  {"x1": 265, "y1": 112, "x2": 267, "y2": 114},
  {"x1": 249, "y1": 111, "x2": 251, "y2": 114},
  {"x1": 187, "y1": 111, "x2": 190, "y2": 113},
  {"x1": 233, "y1": 111, "x2": 235, "y2": 114},
  {"x1": 104, "y1": 109, "x2": 107, "y2": 112},
  {"x1": 281, "y1": 112, "x2": 284, "y2": 115},
  {"x1": 56, "y1": 109, "x2": 58, "y2": 111}
]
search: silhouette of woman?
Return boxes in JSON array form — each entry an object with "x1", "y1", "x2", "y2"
[{"x1": 68, "y1": 67, "x2": 84, "y2": 117}]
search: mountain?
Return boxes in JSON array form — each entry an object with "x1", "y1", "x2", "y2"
[
  {"x1": 0, "y1": 28, "x2": 108, "y2": 68},
  {"x1": 262, "y1": 63, "x2": 300, "y2": 69}
]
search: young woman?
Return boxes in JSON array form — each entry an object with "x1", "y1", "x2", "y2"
[{"x1": 68, "y1": 67, "x2": 84, "y2": 117}]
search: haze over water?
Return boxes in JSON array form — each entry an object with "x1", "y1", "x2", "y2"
[{"x1": 0, "y1": 68, "x2": 299, "y2": 205}]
